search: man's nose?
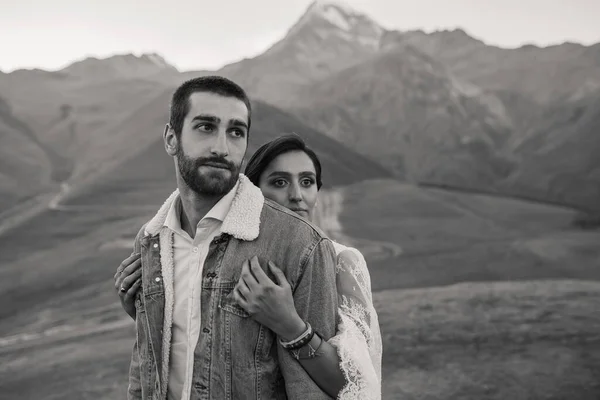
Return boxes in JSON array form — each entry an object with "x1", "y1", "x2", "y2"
[{"x1": 210, "y1": 131, "x2": 229, "y2": 157}]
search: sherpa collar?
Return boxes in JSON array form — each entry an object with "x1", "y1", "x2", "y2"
[{"x1": 144, "y1": 174, "x2": 264, "y2": 241}]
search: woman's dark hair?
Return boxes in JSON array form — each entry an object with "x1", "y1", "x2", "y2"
[{"x1": 245, "y1": 134, "x2": 323, "y2": 190}]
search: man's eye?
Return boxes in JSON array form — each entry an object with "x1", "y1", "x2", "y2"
[
  {"x1": 230, "y1": 129, "x2": 245, "y2": 138},
  {"x1": 197, "y1": 124, "x2": 213, "y2": 132},
  {"x1": 301, "y1": 179, "x2": 315, "y2": 187}
]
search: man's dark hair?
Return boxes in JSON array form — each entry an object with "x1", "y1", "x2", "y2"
[
  {"x1": 245, "y1": 134, "x2": 323, "y2": 190},
  {"x1": 169, "y1": 76, "x2": 252, "y2": 138}
]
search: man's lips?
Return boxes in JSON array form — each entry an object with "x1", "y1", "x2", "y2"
[{"x1": 201, "y1": 162, "x2": 231, "y2": 170}]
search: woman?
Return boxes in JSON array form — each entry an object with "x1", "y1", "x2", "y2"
[{"x1": 114, "y1": 134, "x2": 382, "y2": 399}]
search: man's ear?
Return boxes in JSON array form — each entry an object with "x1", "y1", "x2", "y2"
[{"x1": 164, "y1": 124, "x2": 178, "y2": 156}]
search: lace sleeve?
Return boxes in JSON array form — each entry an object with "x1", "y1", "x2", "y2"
[{"x1": 328, "y1": 245, "x2": 383, "y2": 400}]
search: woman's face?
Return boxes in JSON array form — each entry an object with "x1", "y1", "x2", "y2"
[{"x1": 258, "y1": 150, "x2": 319, "y2": 221}]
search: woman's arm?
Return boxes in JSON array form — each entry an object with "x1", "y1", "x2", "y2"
[
  {"x1": 234, "y1": 256, "x2": 347, "y2": 398},
  {"x1": 279, "y1": 323, "x2": 347, "y2": 398},
  {"x1": 114, "y1": 253, "x2": 142, "y2": 320},
  {"x1": 279, "y1": 248, "x2": 382, "y2": 399}
]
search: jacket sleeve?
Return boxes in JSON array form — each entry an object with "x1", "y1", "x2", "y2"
[
  {"x1": 127, "y1": 340, "x2": 143, "y2": 400},
  {"x1": 277, "y1": 237, "x2": 339, "y2": 399},
  {"x1": 127, "y1": 224, "x2": 146, "y2": 400}
]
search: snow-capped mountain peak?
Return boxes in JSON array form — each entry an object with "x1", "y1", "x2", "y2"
[
  {"x1": 311, "y1": 0, "x2": 362, "y2": 30},
  {"x1": 286, "y1": 0, "x2": 384, "y2": 48}
]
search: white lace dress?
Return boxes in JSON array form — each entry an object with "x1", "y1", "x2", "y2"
[{"x1": 329, "y1": 241, "x2": 383, "y2": 400}]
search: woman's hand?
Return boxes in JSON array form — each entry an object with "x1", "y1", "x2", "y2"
[
  {"x1": 114, "y1": 253, "x2": 142, "y2": 320},
  {"x1": 234, "y1": 256, "x2": 307, "y2": 341}
]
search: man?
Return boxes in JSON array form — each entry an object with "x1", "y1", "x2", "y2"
[{"x1": 125, "y1": 76, "x2": 338, "y2": 399}]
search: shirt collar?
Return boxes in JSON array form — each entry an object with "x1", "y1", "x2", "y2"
[{"x1": 164, "y1": 179, "x2": 240, "y2": 233}]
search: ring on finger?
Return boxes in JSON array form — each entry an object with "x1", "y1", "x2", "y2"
[{"x1": 120, "y1": 287, "x2": 126, "y2": 292}]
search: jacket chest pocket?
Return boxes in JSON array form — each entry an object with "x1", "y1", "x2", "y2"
[
  {"x1": 218, "y1": 282, "x2": 251, "y2": 318},
  {"x1": 217, "y1": 281, "x2": 277, "y2": 364}
]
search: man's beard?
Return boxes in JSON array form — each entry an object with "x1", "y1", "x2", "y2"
[{"x1": 177, "y1": 148, "x2": 240, "y2": 197}]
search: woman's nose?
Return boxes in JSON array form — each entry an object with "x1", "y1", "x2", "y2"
[{"x1": 289, "y1": 185, "x2": 302, "y2": 202}]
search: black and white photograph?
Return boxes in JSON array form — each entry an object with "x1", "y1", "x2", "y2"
[{"x1": 0, "y1": 0, "x2": 599, "y2": 399}]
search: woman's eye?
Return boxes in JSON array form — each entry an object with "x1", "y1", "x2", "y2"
[
  {"x1": 301, "y1": 179, "x2": 315, "y2": 187},
  {"x1": 272, "y1": 179, "x2": 287, "y2": 187}
]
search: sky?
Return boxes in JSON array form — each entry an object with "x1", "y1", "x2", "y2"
[{"x1": 1, "y1": 0, "x2": 599, "y2": 72}]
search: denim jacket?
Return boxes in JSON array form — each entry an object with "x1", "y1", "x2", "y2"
[{"x1": 127, "y1": 175, "x2": 338, "y2": 400}]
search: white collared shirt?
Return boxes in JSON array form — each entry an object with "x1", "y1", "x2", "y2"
[{"x1": 164, "y1": 180, "x2": 239, "y2": 400}]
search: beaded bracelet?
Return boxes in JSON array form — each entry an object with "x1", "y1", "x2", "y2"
[{"x1": 279, "y1": 321, "x2": 314, "y2": 351}]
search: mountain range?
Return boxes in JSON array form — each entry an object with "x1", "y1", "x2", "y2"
[{"x1": 0, "y1": 0, "x2": 599, "y2": 213}]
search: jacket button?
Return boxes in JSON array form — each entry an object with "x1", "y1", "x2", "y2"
[
  {"x1": 155, "y1": 277, "x2": 161, "y2": 282},
  {"x1": 153, "y1": 243, "x2": 158, "y2": 248}
]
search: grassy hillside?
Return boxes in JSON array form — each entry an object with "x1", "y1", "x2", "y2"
[
  {"x1": 335, "y1": 180, "x2": 600, "y2": 292},
  {"x1": 379, "y1": 280, "x2": 600, "y2": 399}
]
